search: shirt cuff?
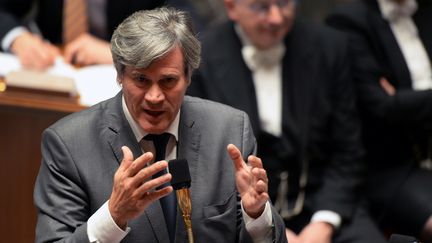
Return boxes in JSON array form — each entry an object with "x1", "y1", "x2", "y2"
[
  {"x1": 310, "y1": 210, "x2": 342, "y2": 229},
  {"x1": 87, "y1": 200, "x2": 130, "y2": 243},
  {"x1": 1, "y1": 26, "x2": 28, "y2": 52},
  {"x1": 241, "y1": 201, "x2": 273, "y2": 242}
]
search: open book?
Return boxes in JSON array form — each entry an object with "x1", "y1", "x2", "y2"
[{"x1": 0, "y1": 53, "x2": 120, "y2": 107}]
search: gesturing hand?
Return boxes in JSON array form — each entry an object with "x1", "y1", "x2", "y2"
[
  {"x1": 108, "y1": 146, "x2": 173, "y2": 229},
  {"x1": 227, "y1": 144, "x2": 269, "y2": 218}
]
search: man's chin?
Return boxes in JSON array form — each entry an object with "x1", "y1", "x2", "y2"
[{"x1": 140, "y1": 122, "x2": 169, "y2": 134}]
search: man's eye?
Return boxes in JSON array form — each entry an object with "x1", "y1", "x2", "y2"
[
  {"x1": 160, "y1": 77, "x2": 178, "y2": 88},
  {"x1": 135, "y1": 75, "x2": 147, "y2": 82},
  {"x1": 133, "y1": 75, "x2": 150, "y2": 85},
  {"x1": 252, "y1": 3, "x2": 270, "y2": 12}
]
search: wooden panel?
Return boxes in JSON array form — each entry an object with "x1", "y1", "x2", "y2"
[{"x1": 0, "y1": 90, "x2": 84, "y2": 242}]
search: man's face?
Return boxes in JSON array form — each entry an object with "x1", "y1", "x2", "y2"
[
  {"x1": 226, "y1": 0, "x2": 296, "y2": 50},
  {"x1": 119, "y1": 47, "x2": 189, "y2": 134}
]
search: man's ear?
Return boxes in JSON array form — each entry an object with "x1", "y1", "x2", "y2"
[
  {"x1": 224, "y1": 0, "x2": 238, "y2": 21},
  {"x1": 116, "y1": 74, "x2": 123, "y2": 87}
]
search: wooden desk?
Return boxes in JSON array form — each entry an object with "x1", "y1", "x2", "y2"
[{"x1": 0, "y1": 89, "x2": 85, "y2": 242}]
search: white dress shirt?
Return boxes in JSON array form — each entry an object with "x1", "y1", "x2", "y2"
[
  {"x1": 86, "y1": 95, "x2": 273, "y2": 242},
  {"x1": 378, "y1": 0, "x2": 432, "y2": 90}
]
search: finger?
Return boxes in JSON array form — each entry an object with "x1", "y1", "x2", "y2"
[
  {"x1": 63, "y1": 40, "x2": 81, "y2": 64},
  {"x1": 130, "y1": 159, "x2": 168, "y2": 186},
  {"x1": 248, "y1": 155, "x2": 264, "y2": 169},
  {"x1": 29, "y1": 44, "x2": 55, "y2": 70},
  {"x1": 120, "y1": 146, "x2": 134, "y2": 171},
  {"x1": 137, "y1": 185, "x2": 173, "y2": 206},
  {"x1": 45, "y1": 42, "x2": 61, "y2": 59},
  {"x1": 74, "y1": 49, "x2": 87, "y2": 66},
  {"x1": 379, "y1": 77, "x2": 396, "y2": 96},
  {"x1": 126, "y1": 152, "x2": 154, "y2": 177},
  {"x1": 227, "y1": 144, "x2": 245, "y2": 171},
  {"x1": 135, "y1": 171, "x2": 172, "y2": 195},
  {"x1": 251, "y1": 167, "x2": 268, "y2": 182},
  {"x1": 254, "y1": 180, "x2": 268, "y2": 194}
]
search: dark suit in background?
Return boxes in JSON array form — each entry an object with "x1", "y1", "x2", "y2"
[
  {"x1": 0, "y1": 0, "x2": 165, "y2": 47},
  {"x1": 327, "y1": 0, "x2": 432, "y2": 238},
  {"x1": 187, "y1": 19, "x2": 386, "y2": 242}
]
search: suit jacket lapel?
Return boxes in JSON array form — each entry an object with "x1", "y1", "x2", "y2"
[
  {"x1": 366, "y1": 0, "x2": 412, "y2": 88},
  {"x1": 105, "y1": 93, "x2": 143, "y2": 164},
  {"x1": 208, "y1": 23, "x2": 261, "y2": 135},
  {"x1": 104, "y1": 92, "x2": 170, "y2": 243}
]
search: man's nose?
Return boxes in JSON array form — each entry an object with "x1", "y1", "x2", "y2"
[
  {"x1": 267, "y1": 4, "x2": 284, "y2": 25},
  {"x1": 145, "y1": 85, "x2": 164, "y2": 103}
]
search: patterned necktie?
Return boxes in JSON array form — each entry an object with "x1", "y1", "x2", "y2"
[
  {"x1": 63, "y1": 0, "x2": 89, "y2": 44},
  {"x1": 144, "y1": 133, "x2": 177, "y2": 243}
]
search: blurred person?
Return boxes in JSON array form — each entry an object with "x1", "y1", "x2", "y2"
[
  {"x1": 33, "y1": 7, "x2": 288, "y2": 243},
  {"x1": 187, "y1": 0, "x2": 387, "y2": 242},
  {"x1": 0, "y1": 0, "x2": 165, "y2": 69},
  {"x1": 327, "y1": 0, "x2": 432, "y2": 242}
]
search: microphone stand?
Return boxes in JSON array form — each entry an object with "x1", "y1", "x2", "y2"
[
  {"x1": 169, "y1": 159, "x2": 193, "y2": 243},
  {"x1": 176, "y1": 188, "x2": 194, "y2": 243}
]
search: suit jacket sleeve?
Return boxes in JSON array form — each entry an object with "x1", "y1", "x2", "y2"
[
  {"x1": 0, "y1": 0, "x2": 35, "y2": 50},
  {"x1": 34, "y1": 127, "x2": 91, "y2": 243},
  {"x1": 308, "y1": 30, "x2": 365, "y2": 219},
  {"x1": 327, "y1": 4, "x2": 432, "y2": 130}
]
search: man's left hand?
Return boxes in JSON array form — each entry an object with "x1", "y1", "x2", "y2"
[{"x1": 227, "y1": 144, "x2": 269, "y2": 218}]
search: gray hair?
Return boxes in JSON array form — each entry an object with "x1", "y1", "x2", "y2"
[{"x1": 110, "y1": 7, "x2": 201, "y2": 80}]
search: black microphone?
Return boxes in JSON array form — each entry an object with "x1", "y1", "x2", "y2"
[
  {"x1": 389, "y1": 234, "x2": 421, "y2": 243},
  {"x1": 169, "y1": 159, "x2": 194, "y2": 243}
]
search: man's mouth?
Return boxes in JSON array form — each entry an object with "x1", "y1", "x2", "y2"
[{"x1": 144, "y1": 109, "x2": 164, "y2": 117}]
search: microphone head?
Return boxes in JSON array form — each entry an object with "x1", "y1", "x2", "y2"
[
  {"x1": 389, "y1": 234, "x2": 419, "y2": 243},
  {"x1": 169, "y1": 159, "x2": 191, "y2": 190}
]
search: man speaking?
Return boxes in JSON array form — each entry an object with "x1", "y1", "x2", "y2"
[{"x1": 33, "y1": 7, "x2": 287, "y2": 243}]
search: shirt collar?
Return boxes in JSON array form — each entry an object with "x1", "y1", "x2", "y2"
[
  {"x1": 235, "y1": 24, "x2": 285, "y2": 70},
  {"x1": 378, "y1": 0, "x2": 418, "y2": 21},
  {"x1": 122, "y1": 95, "x2": 180, "y2": 143}
]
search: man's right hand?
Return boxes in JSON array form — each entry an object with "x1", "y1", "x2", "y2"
[
  {"x1": 108, "y1": 146, "x2": 173, "y2": 229},
  {"x1": 11, "y1": 32, "x2": 60, "y2": 70}
]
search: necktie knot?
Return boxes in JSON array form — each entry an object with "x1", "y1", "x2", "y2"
[{"x1": 144, "y1": 133, "x2": 171, "y2": 161}]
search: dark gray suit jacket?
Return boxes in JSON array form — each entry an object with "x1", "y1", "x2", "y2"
[{"x1": 34, "y1": 93, "x2": 287, "y2": 243}]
